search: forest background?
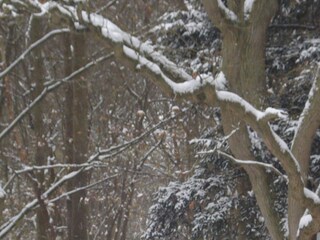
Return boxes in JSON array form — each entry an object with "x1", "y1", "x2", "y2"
[{"x1": 0, "y1": 0, "x2": 320, "y2": 239}]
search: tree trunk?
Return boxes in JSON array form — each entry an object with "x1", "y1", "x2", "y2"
[
  {"x1": 64, "y1": 30, "x2": 89, "y2": 240},
  {"x1": 203, "y1": 0, "x2": 282, "y2": 239},
  {"x1": 29, "y1": 16, "x2": 53, "y2": 240}
]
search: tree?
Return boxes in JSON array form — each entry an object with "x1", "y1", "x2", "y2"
[
  {"x1": 0, "y1": 0, "x2": 320, "y2": 239},
  {"x1": 29, "y1": 15, "x2": 53, "y2": 240},
  {"x1": 63, "y1": 29, "x2": 89, "y2": 240}
]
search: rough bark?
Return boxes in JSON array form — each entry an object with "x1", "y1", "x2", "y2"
[
  {"x1": 290, "y1": 68, "x2": 320, "y2": 239},
  {"x1": 64, "y1": 30, "x2": 89, "y2": 240},
  {"x1": 29, "y1": 16, "x2": 53, "y2": 240},
  {"x1": 203, "y1": 1, "x2": 283, "y2": 239}
]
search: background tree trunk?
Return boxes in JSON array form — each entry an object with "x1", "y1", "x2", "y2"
[
  {"x1": 29, "y1": 16, "x2": 53, "y2": 240},
  {"x1": 64, "y1": 30, "x2": 89, "y2": 240}
]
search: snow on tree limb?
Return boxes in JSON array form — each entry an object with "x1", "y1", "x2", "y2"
[
  {"x1": 0, "y1": 54, "x2": 113, "y2": 142},
  {"x1": 0, "y1": 132, "x2": 164, "y2": 237},
  {"x1": 217, "y1": 150, "x2": 287, "y2": 179},
  {"x1": 291, "y1": 65, "x2": 320, "y2": 178},
  {"x1": 0, "y1": 28, "x2": 70, "y2": 80},
  {"x1": 48, "y1": 174, "x2": 119, "y2": 204},
  {"x1": 297, "y1": 214, "x2": 312, "y2": 237},
  {"x1": 216, "y1": 0, "x2": 238, "y2": 22},
  {"x1": 217, "y1": 91, "x2": 288, "y2": 122},
  {"x1": 0, "y1": 167, "x2": 86, "y2": 238},
  {"x1": 244, "y1": 0, "x2": 256, "y2": 19}
]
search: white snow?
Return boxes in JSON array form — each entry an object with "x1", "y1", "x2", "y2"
[
  {"x1": 298, "y1": 214, "x2": 312, "y2": 231},
  {"x1": 123, "y1": 45, "x2": 202, "y2": 94},
  {"x1": 304, "y1": 188, "x2": 320, "y2": 204},
  {"x1": 216, "y1": 90, "x2": 302, "y2": 172},
  {"x1": 292, "y1": 66, "x2": 319, "y2": 146},
  {"x1": 244, "y1": 0, "x2": 256, "y2": 19},
  {"x1": 215, "y1": 91, "x2": 288, "y2": 121},
  {"x1": 137, "y1": 110, "x2": 145, "y2": 116},
  {"x1": 270, "y1": 128, "x2": 290, "y2": 153},
  {"x1": 101, "y1": 22, "x2": 124, "y2": 43},
  {"x1": 217, "y1": 0, "x2": 238, "y2": 22},
  {"x1": 171, "y1": 106, "x2": 180, "y2": 112},
  {"x1": 216, "y1": 91, "x2": 262, "y2": 117},
  {"x1": 257, "y1": 107, "x2": 288, "y2": 121},
  {"x1": 150, "y1": 20, "x2": 184, "y2": 33},
  {"x1": 212, "y1": 72, "x2": 227, "y2": 90},
  {"x1": 269, "y1": 127, "x2": 301, "y2": 172},
  {"x1": 297, "y1": 47, "x2": 318, "y2": 63},
  {"x1": 80, "y1": 11, "x2": 193, "y2": 83},
  {"x1": 0, "y1": 186, "x2": 6, "y2": 199}
]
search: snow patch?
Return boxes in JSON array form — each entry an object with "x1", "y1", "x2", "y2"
[
  {"x1": 123, "y1": 46, "x2": 197, "y2": 93},
  {"x1": 298, "y1": 214, "x2": 312, "y2": 232},
  {"x1": 304, "y1": 188, "x2": 320, "y2": 204},
  {"x1": 0, "y1": 186, "x2": 6, "y2": 199},
  {"x1": 257, "y1": 107, "x2": 288, "y2": 121},
  {"x1": 214, "y1": 72, "x2": 227, "y2": 90},
  {"x1": 217, "y1": 0, "x2": 238, "y2": 22},
  {"x1": 216, "y1": 91, "x2": 262, "y2": 118},
  {"x1": 244, "y1": 0, "x2": 256, "y2": 19}
]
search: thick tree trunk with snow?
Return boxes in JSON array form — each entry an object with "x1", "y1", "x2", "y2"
[
  {"x1": 64, "y1": 31, "x2": 89, "y2": 240},
  {"x1": 203, "y1": 0, "x2": 283, "y2": 239}
]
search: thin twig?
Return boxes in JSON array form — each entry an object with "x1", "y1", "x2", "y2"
[
  {"x1": 217, "y1": 150, "x2": 287, "y2": 180},
  {"x1": 0, "y1": 53, "x2": 114, "y2": 142},
  {"x1": 0, "y1": 28, "x2": 70, "y2": 80},
  {"x1": 48, "y1": 174, "x2": 119, "y2": 203}
]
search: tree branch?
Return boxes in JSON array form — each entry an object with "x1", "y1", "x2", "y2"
[
  {"x1": 202, "y1": 0, "x2": 231, "y2": 28},
  {"x1": 48, "y1": 174, "x2": 119, "y2": 203},
  {"x1": 217, "y1": 150, "x2": 287, "y2": 179},
  {"x1": 292, "y1": 66, "x2": 320, "y2": 179},
  {"x1": 0, "y1": 53, "x2": 113, "y2": 142},
  {"x1": 0, "y1": 28, "x2": 70, "y2": 80},
  {"x1": 0, "y1": 167, "x2": 87, "y2": 238}
]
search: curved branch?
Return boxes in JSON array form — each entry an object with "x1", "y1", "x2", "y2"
[
  {"x1": 217, "y1": 150, "x2": 287, "y2": 180},
  {"x1": 292, "y1": 66, "x2": 320, "y2": 179},
  {"x1": 202, "y1": 0, "x2": 237, "y2": 28},
  {"x1": 0, "y1": 54, "x2": 113, "y2": 142},
  {"x1": 0, "y1": 28, "x2": 70, "y2": 80},
  {"x1": 0, "y1": 167, "x2": 87, "y2": 238}
]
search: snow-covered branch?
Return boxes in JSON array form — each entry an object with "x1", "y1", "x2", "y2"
[
  {"x1": 1, "y1": 0, "x2": 224, "y2": 102},
  {"x1": 0, "y1": 133, "x2": 164, "y2": 237},
  {"x1": 97, "y1": 108, "x2": 189, "y2": 160},
  {"x1": 0, "y1": 167, "x2": 87, "y2": 238},
  {"x1": 217, "y1": 150, "x2": 287, "y2": 180},
  {"x1": 4, "y1": 109, "x2": 183, "y2": 196},
  {"x1": 297, "y1": 188, "x2": 320, "y2": 239},
  {"x1": 217, "y1": 91, "x2": 288, "y2": 122},
  {"x1": 3, "y1": 162, "x2": 108, "y2": 190},
  {"x1": 244, "y1": 0, "x2": 256, "y2": 20},
  {"x1": 0, "y1": 53, "x2": 113, "y2": 142},
  {"x1": 202, "y1": 0, "x2": 232, "y2": 28},
  {"x1": 216, "y1": 90, "x2": 300, "y2": 175},
  {"x1": 0, "y1": 28, "x2": 70, "y2": 80},
  {"x1": 49, "y1": 174, "x2": 119, "y2": 203},
  {"x1": 216, "y1": 0, "x2": 238, "y2": 22},
  {"x1": 291, "y1": 65, "x2": 320, "y2": 178}
]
